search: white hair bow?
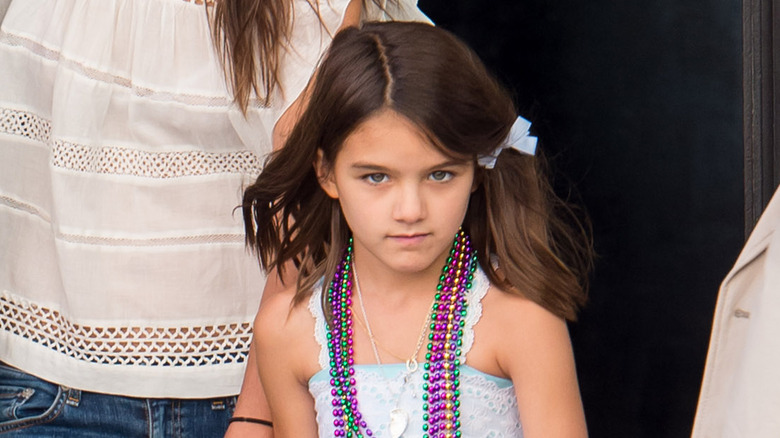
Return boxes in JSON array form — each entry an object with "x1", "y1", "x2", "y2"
[{"x1": 477, "y1": 116, "x2": 537, "y2": 169}]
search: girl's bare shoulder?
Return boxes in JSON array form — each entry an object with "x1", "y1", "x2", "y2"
[
  {"x1": 480, "y1": 285, "x2": 587, "y2": 437},
  {"x1": 256, "y1": 284, "x2": 305, "y2": 330},
  {"x1": 482, "y1": 284, "x2": 567, "y2": 333},
  {"x1": 254, "y1": 284, "x2": 321, "y2": 379},
  {"x1": 469, "y1": 283, "x2": 573, "y2": 378}
]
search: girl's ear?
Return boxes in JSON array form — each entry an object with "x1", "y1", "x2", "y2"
[{"x1": 315, "y1": 149, "x2": 339, "y2": 199}]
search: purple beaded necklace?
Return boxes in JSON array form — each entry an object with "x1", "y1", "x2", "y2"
[{"x1": 326, "y1": 229, "x2": 477, "y2": 438}]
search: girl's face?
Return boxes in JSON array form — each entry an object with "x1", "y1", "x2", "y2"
[{"x1": 317, "y1": 110, "x2": 475, "y2": 280}]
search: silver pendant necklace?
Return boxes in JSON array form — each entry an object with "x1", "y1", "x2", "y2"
[{"x1": 353, "y1": 261, "x2": 433, "y2": 438}]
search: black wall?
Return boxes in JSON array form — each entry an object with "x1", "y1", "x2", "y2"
[{"x1": 416, "y1": 1, "x2": 744, "y2": 436}]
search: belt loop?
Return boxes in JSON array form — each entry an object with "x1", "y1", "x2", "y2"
[{"x1": 65, "y1": 388, "x2": 82, "y2": 407}]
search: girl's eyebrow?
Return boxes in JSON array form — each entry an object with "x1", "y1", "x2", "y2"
[
  {"x1": 350, "y1": 159, "x2": 469, "y2": 173},
  {"x1": 430, "y1": 158, "x2": 471, "y2": 169},
  {"x1": 350, "y1": 163, "x2": 389, "y2": 172}
]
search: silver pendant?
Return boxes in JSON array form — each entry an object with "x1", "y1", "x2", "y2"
[{"x1": 389, "y1": 408, "x2": 409, "y2": 438}]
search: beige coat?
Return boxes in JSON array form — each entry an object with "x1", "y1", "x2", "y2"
[{"x1": 692, "y1": 189, "x2": 780, "y2": 437}]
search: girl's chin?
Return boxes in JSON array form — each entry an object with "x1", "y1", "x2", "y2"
[{"x1": 384, "y1": 257, "x2": 446, "y2": 277}]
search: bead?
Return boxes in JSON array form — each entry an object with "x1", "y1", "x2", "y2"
[{"x1": 327, "y1": 231, "x2": 474, "y2": 437}]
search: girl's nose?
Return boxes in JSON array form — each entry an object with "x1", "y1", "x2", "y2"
[{"x1": 392, "y1": 183, "x2": 426, "y2": 223}]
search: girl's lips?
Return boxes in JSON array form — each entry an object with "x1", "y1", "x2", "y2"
[{"x1": 387, "y1": 233, "x2": 429, "y2": 245}]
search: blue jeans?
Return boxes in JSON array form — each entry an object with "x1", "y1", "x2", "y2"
[{"x1": 0, "y1": 363, "x2": 236, "y2": 437}]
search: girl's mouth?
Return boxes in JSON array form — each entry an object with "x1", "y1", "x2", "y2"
[{"x1": 387, "y1": 233, "x2": 429, "y2": 245}]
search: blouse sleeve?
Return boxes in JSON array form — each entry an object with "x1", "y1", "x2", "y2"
[{"x1": 362, "y1": 0, "x2": 433, "y2": 24}]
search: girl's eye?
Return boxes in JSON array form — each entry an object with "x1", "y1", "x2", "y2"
[
  {"x1": 365, "y1": 173, "x2": 389, "y2": 184},
  {"x1": 429, "y1": 170, "x2": 453, "y2": 182}
]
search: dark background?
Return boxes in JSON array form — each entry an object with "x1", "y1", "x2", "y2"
[{"x1": 416, "y1": 1, "x2": 745, "y2": 436}]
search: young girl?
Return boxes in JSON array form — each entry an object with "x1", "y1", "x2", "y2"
[{"x1": 244, "y1": 21, "x2": 592, "y2": 437}]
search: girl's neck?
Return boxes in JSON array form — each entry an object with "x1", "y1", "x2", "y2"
[{"x1": 351, "y1": 246, "x2": 447, "y2": 304}]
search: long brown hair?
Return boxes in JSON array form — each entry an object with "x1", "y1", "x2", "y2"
[
  {"x1": 212, "y1": 0, "x2": 395, "y2": 113},
  {"x1": 212, "y1": 0, "x2": 292, "y2": 111},
  {"x1": 243, "y1": 21, "x2": 593, "y2": 321}
]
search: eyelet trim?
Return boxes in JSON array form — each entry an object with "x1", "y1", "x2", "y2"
[{"x1": 1, "y1": 291, "x2": 251, "y2": 367}]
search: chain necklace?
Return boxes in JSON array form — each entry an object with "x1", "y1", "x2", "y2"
[
  {"x1": 353, "y1": 259, "x2": 437, "y2": 437},
  {"x1": 326, "y1": 229, "x2": 477, "y2": 438},
  {"x1": 353, "y1": 260, "x2": 434, "y2": 369}
]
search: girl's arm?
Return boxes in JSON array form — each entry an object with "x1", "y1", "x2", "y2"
[
  {"x1": 253, "y1": 288, "x2": 320, "y2": 437},
  {"x1": 488, "y1": 291, "x2": 588, "y2": 438}
]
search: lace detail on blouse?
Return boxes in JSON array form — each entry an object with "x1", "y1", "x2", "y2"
[
  {"x1": 0, "y1": 108, "x2": 51, "y2": 144},
  {"x1": 460, "y1": 265, "x2": 489, "y2": 364},
  {"x1": 0, "y1": 291, "x2": 252, "y2": 367},
  {"x1": 310, "y1": 280, "x2": 331, "y2": 369},
  {"x1": 309, "y1": 365, "x2": 523, "y2": 437},
  {"x1": 51, "y1": 140, "x2": 262, "y2": 179},
  {"x1": 0, "y1": 108, "x2": 262, "y2": 179}
]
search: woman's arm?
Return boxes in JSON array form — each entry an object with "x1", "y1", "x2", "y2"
[
  {"x1": 490, "y1": 292, "x2": 588, "y2": 438},
  {"x1": 224, "y1": 0, "x2": 364, "y2": 434},
  {"x1": 224, "y1": 332, "x2": 274, "y2": 437},
  {"x1": 227, "y1": 2, "x2": 364, "y2": 434},
  {"x1": 226, "y1": 267, "x2": 293, "y2": 438},
  {"x1": 0, "y1": 0, "x2": 11, "y2": 24},
  {"x1": 271, "y1": 0, "x2": 362, "y2": 150}
]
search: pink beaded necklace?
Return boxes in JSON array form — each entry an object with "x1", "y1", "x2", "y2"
[{"x1": 326, "y1": 229, "x2": 477, "y2": 438}]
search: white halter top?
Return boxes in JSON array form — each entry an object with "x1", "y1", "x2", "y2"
[{"x1": 307, "y1": 267, "x2": 524, "y2": 437}]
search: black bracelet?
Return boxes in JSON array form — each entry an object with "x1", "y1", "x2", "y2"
[{"x1": 228, "y1": 416, "x2": 273, "y2": 427}]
